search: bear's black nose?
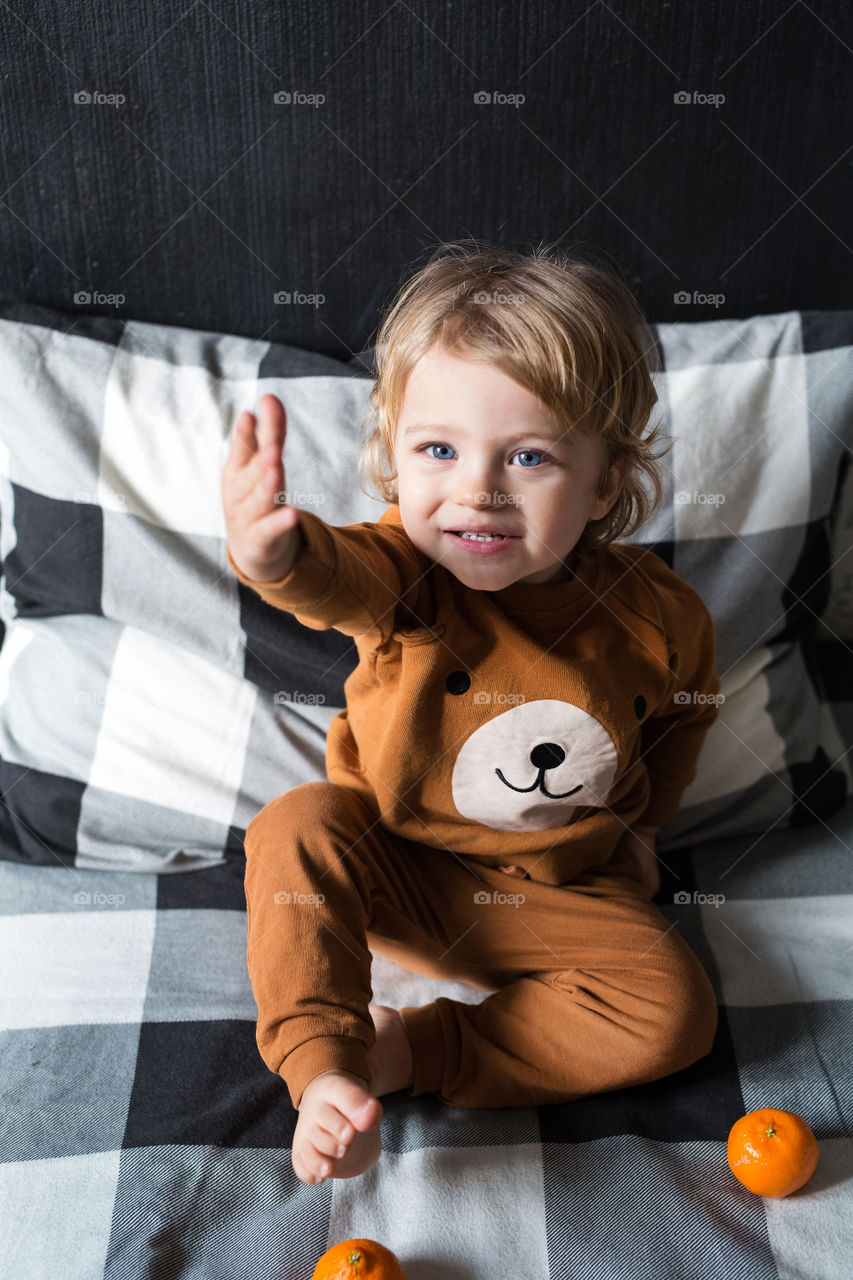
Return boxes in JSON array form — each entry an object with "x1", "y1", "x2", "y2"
[{"x1": 529, "y1": 742, "x2": 565, "y2": 771}]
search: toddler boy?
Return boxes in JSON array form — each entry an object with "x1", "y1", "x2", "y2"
[{"x1": 223, "y1": 241, "x2": 721, "y2": 1186}]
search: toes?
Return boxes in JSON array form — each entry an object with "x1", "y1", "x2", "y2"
[
  {"x1": 342, "y1": 1088, "x2": 383, "y2": 1132},
  {"x1": 315, "y1": 1102, "x2": 355, "y2": 1145},
  {"x1": 350, "y1": 1095, "x2": 382, "y2": 1131},
  {"x1": 324, "y1": 1076, "x2": 383, "y2": 1132},
  {"x1": 292, "y1": 1148, "x2": 322, "y2": 1186},
  {"x1": 292, "y1": 1144, "x2": 333, "y2": 1185},
  {"x1": 311, "y1": 1124, "x2": 347, "y2": 1160}
]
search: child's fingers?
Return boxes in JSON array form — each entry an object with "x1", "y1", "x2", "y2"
[
  {"x1": 255, "y1": 394, "x2": 286, "y2": 465},
  {"x1": 228, "y1": 399, "x2": 284, "y2": 458},
  {"x1": 223, "y1": 401, "x2": 293, "y2": 543},
  {"x1": 226, "y1": 414, "x2": 284, "y2": 509},
  {"x1": 239, "y1": 447, "x2": 295, "y2": 519},
  {"x1": 226, "y1": 410, "x2": 261, "y2": 472}
]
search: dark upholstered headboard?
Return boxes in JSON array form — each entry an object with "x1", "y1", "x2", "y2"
[{"x1": 1, "y1": 1, "x2": 851, "y2": 357}]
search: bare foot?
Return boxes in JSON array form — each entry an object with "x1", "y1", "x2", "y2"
[
  {"x1": 290, "y1": 1005, "x2": 414, "y2": 1186},
  {"x1": 292, "y1": 1069, "x2": 382, "y2": 1186}
]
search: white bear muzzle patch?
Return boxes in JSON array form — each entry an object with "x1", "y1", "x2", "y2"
[{"x1": 451, "y1": 699, "x2": 619, "y2": 832}]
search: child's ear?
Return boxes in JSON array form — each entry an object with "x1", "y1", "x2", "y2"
[{"x1": 590, "y1": 455, "x2": 625, "y2": 520}]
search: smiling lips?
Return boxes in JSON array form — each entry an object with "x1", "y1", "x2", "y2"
[
  {"x1": 446, "y1": 531, "x2": 518, "y2": 554},
  {"x1": 447, "y1": 526, "x2": 518, "y2": 537}
]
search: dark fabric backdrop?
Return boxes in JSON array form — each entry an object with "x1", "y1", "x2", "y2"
[{"x1": 1, "y1": 1, "x2": 851, "y2": 356}]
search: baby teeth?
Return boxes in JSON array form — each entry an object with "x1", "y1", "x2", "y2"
[{"x1": 460, "y1": 532, "x2": 503, "y2": 541}]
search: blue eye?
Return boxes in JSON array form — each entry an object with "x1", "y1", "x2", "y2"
[{"x1": 418, "y1": 444, "x2": 550, "y2": 467}]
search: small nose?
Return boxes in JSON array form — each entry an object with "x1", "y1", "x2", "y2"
[
  {"x1": 455, "y1": 463, "x2": 507, "y2": 504},
  {"x1": 457, "y1": 494, "x2": 507, "y2": 517},
  {"x1": 530, "y1": 742, "x2": 565, "y2": 771}
]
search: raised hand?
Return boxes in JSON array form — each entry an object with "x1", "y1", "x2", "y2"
[{"x1": 222, "y1": 394, "x2": 304, "y2": 582}]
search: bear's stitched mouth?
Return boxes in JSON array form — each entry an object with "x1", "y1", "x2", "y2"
[{"x1": 495, "y1": 767, "x2": 583, "y2": 800}]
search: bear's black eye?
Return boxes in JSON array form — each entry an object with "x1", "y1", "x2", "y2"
[
  {"x1": 446, "y1": 670, "x2": 471, "y2": 695},
  {"x1": 634, "y1": 694, "x2": 647, "y2": 720}
]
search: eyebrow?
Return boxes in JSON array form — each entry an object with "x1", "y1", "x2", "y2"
[{"x1": 402, "y1": 421, "x2": 569, "y2": 444}]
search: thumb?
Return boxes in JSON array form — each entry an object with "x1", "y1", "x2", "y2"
[{"x1": 278, "y1": 503, "x2": 300, "y2": 528}]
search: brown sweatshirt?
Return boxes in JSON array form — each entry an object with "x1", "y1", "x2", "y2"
[{"x1": 227, "y1": 504, "x2": 720, "y2": 886}]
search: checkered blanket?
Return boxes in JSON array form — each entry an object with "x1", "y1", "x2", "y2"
[
  {"x1": 1, "y1": 649, "x2": 850, "y2": 1278},
  {"x1": 1, "y1": 302, "x2": 852, "y2": 1275}
]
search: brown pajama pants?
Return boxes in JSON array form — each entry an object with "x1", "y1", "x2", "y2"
[{"x1": 243, "y1": 780, "x2": 718, "y2": 1111}]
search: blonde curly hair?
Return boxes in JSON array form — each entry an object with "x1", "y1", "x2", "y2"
[{"x1": 356, "y1": 238, "x2": 671, "y2": 560}]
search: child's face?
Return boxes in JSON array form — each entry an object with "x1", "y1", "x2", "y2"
[{"x1": 394, "y1": 344, "x2": 624, "y2": 589}]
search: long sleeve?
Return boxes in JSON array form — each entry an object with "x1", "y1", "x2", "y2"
[
  {"x1": 225, "y1": 507, "x2": 425, "y2": 643},
  {"x1": 638, "y1": 577, "x2": 721, "y2": 828}
]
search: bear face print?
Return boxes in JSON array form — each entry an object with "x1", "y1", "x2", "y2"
[{"x1": 451, "y1": 699, "x2": 620, "y2": 832}]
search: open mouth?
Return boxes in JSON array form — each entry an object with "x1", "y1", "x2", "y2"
[
  {"x1": 445, "y1": 530, "x2": 518, "y2": 552},
  {"x1": 447, "y1": 531, "x2": 515, "y2": 541}
]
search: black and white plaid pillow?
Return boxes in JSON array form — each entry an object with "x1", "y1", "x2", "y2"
[{"x1": 0, "y1": 301, "x2": 849, "y2": 871}]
